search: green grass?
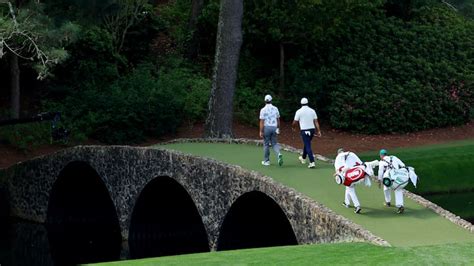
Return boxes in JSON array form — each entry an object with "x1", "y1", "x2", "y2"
[
  {"x1": 160, "y1": 142, "x2": 474, "y2": 247},
  {"x1": 358, "y1": 140, "x2": 474, "y2": 195},
  {"x1": 358, "y1": 140, "x2": 474, "y2": 222},
  {"x1": 93, "y1": 241, "x2": 474, "y2": 265}
]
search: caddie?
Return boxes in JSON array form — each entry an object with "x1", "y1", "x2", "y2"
[
  {"x1": 378, "y1": 149, "x2": 418, "y2": 214},
  {"x1": 334, "y1": 148, "x2": 378, "y2": 214}
]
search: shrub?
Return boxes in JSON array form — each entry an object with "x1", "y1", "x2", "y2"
[
  {"x1": 0, "y1": 122, "x2": 51, "y2": 151},
  {"x1": 45, "y1": 62, "x2": 210, "y2": 144},
  {"x1": 319, "y1": 7, "x2": 474, "y2": 133}
]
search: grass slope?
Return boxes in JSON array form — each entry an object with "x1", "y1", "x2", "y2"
[
  {"x1": 359, "y1": 140, "x2": 474, "y2": 221},
  {"x1": 359, "y1": 140, "x2": 474, "y2": 195},
  {"x1": 161, "y1": 142, "x2": 474, "y2": 247},
  {"x1": 95, "y1": 242, "x2": 474, "y2": 265}
]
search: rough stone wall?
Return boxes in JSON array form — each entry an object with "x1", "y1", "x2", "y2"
[{"x1": 3, "y1": 145, "x2": 390, "y2": 251}]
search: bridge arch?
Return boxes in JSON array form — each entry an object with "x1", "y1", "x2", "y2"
[
  {"x1": 2, "y1": 144, "x2": 388, "y2": 261},
  {"x1": 217, "y1": 190, "x2": 297, "y2": 251},
  {"x1": 46, "y1": 161, "x2": 121, "y2": 265},
  {"x1": 129, "y1": 176, "x2": 209, "y2": 258}
]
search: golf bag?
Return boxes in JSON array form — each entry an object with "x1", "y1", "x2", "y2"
[
  {"x1": 335, "y1": 165, "x2": 370, "y2": 187},
  {"x1": 382, "y1": 167, "x2": 418, "y2": 190}
]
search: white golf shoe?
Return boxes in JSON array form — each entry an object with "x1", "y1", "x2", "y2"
[{"x1": 298, "y1": 156, "x2": 306, "y2": 164}]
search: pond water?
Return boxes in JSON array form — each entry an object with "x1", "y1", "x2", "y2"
[
  {"x1": 424, "y1": 191, "x2": 474, "y2": 224},
  {"x1": 0, "y1": 218, "x2": 124, "y2": 266},
  {"x1": 0, "y1": 192, "x2": 472, "y2": 266}
]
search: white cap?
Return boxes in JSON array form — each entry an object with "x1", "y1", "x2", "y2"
[
  {"x1": 264, "y1": 94, "x2": 272, "y2": 102},
  {"x1": 300, "y1": 97, "x2": 308, "y2": 105}
]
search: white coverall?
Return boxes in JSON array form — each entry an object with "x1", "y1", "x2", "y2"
[
  {"x1": 378, "y1": 155, "x2": 406, "y2": 207},
  {"x1": 334, "y1": 152, "x2": 363, "y2": 208}
]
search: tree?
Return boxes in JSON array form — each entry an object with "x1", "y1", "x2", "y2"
[
  {"x1": 102, "y1": 0, "x2": 150, "y2": 54},
  {"x1": 204, "y1": 0, "x2": 243, "y2": 138},
  {"x1": 185, "y1": 0, "x2": 205, "y2": 59},
  {"x1": 0, "y1": 0, "x2": 77, "y2": 118}
]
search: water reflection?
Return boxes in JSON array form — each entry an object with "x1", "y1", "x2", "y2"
[{"x1": 0, "y1": 218, "x2": 123, "y2": 266}]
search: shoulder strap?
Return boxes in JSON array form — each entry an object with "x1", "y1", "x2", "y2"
[
  {"x1": 382, "y1": 156, "x2": 394, "y2": 169},
  {"x1": 344, "y1": 152, "x2": 350, "y2": 161}
]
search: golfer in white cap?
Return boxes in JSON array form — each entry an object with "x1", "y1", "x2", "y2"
[
  {"x1": 292, "y1": 97, "x2": 321, "y2": 168},
  {"x1": 259, "y1": 94, "x2": 283, "y2": 166}
]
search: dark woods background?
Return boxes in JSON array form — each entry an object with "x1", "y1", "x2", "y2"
[{"x1": 0, "y1": 0, "x2": 473, "y2": 147}]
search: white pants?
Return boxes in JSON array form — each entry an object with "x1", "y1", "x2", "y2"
[
  {"x1": 384, "y1": 186, "x2": 404, "y2": 207},
  {"x1": 345, "y1": 185, "x2": 360, "y2": 207}
]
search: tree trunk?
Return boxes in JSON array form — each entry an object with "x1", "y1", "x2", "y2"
[
  {"x1": 204, "y1": 0, "x2": 243, "y2": 138},
  {"x1": 10, "y1": 53, "x2": 20, "y2": 119},
  {"x1": 185, "y1": 0, "x2": 205, "y2": 59},
  {"x1": 279, "y1": 42, "x2": 285, "y2": 95}
]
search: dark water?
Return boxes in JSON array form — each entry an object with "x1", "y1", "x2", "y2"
[
  {"x1": 0, "y1": 218, "x2": 124, "y2": 266},
  {"x1": 423, "y1": 191, "x2": 474, "y2": 224}
]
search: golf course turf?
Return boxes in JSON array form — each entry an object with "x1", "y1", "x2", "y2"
[
  {"x1": 95, "y1": 242, "x2": 474, "y2": 265},
  {"x1": 92, "y1": 141, "x2": 474, "y2": 265},
  {"x1": 161, "y1": 142, "x2": 474, "y2": 247}
]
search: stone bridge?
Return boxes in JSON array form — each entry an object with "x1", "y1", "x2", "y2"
[{"x1": 0, "y1": 145, "x2": 387, "y2": 259}]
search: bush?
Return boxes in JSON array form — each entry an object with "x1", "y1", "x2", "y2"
[
  {"x1": 319, "y1": 7, "x2": 474, "y2": 133},
  {"x1": 45, "y1": 62, "x2": 210, "y2": 144},
  {"x1": 0, "y1": 122, "x2": 51, "y2": 151},
  {"x1": 46, "y1": 26, "x2": 124, "y2": 98}
]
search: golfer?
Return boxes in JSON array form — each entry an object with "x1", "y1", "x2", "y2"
[
  {"x1": 292, "y1": 97, "x2": 321, "y2": 168},
  {"x1": 259, "y1": 94, "x2": 283, "y2": 166}
]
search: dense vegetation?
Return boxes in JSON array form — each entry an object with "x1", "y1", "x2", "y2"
[{"x1": 0, "y1": 0, "x2": 473, "y2": 146}]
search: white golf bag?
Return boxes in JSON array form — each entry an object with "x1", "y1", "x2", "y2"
[{"x1": 383, "y1": 167, "x2": 418, "y2": 190}]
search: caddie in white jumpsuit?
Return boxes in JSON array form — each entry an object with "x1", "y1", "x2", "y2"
[
  {"x1": 378, "y1": 149, "x2": 406, "y2": 214},
  {"x1": 334, "y1": 148, "x2": 364, "y2": 213}
]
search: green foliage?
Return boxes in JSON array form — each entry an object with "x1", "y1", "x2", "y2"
[
  {"x1": 46, "y1": 61, "x2": 210, "y2": 144},
  {"x1": 445, "y1": 0, "x2": 474, "y2": 18},
  {"x1": 5, "y1": 0, "x2": 474, "y2": 145},
  {"x1": 0, "y1": 122, "x2": 51, "y2": 151},
  {"x1": 219, "y1": 1, "x2": 474, "y2": 132},
  {"x1": 0, "y1": 1, "x2": 79, "y2": 79},
  {"x1": 49, "y1": 25, "x2": 122, "y2": 90},
  {"x1": 235, "y1": 79, "x2": 275, "y2": 125},
  {"x1": 158, "y1": 0, "x2": 193, "y2": 52},
  {"x1": 322, "y1": 6, "x2": 474, "y2": 133}
]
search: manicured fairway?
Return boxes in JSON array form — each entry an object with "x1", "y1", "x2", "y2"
[
  {"x1": 162, "y1": 142, "x2": 474, "y2": 247},
  {"x1": 94, "y1": 241, "x2": 474, "y2": 266}
]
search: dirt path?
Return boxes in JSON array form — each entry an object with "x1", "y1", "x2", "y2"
[
  {"x1": 1, "y1": 121, "x2": 473, "y2": 169},
  {"x1": 174, "y1": 121, "x2": 474, "y2": 156}
]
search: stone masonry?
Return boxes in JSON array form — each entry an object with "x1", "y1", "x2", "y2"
[{"x1": 1, "y1": 144, "x2": 390, "y2": 250}]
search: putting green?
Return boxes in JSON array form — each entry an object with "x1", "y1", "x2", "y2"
[{"x1": 162, "y1": 142, "x2": 474, "y2": 247}]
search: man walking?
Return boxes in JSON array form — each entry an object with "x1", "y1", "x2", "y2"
[
  {"x1": 378, "y1": 149, "x2": 408, "y2": 214},
  {"x1": 292, "y1": 97, "x2": 321, "y2": 168},
  {"x1": 259, "y1": 94, "x2": 283, "y2": 166},
  {"x1": 334, "y1": 148, "x2": 378, "y2": 214}
]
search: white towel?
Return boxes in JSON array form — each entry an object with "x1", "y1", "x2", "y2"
[{"x1": 408, "y1": 167, "x2": 418, "y2": 188}]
